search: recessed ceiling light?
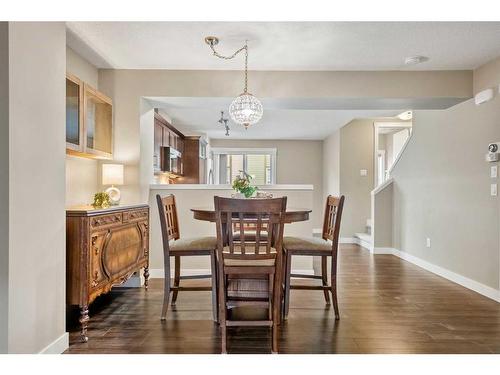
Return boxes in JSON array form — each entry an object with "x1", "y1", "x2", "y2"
[{"x1": 404, "y1": 55, "x2": 429, "y2": 66}]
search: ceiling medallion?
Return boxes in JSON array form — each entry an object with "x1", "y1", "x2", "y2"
[{"x1": 205, "y1": 36, "x2": 263, "y2": 129}]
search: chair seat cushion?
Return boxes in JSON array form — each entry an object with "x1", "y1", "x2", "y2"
[
  {"x1": 169, "y1": 236, "x2": 217, "y2": 252},
  {"x1": 283, "y1": 236, "x2": 332, "y2": 252},
  {"x1": 223, "y1": 245, "x2": 276, "y2": 267}
]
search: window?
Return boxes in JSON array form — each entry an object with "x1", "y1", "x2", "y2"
[{"x1": 212, "y1": 148, "x2": 277, "y2": 185}]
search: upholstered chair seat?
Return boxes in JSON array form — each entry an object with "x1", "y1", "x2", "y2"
[
  {"x1": 169, "y1": 236, "x2": 217, "y2": 253},
  {"x1": 283, "y1": 236, "x2": 332, "y2": 253}
]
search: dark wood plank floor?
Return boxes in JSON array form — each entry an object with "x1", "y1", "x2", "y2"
[{"x1": 65, "y1": 244, "x2": 500, "y2": 354}]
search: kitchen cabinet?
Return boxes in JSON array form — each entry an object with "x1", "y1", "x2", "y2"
[
  {"x1": 182, "y1": 136, "x2": 207, "y2": 184},
  {"x1": 84, "y1": 83, "x2": 113, "y2": 159},
  {"x1": 66, "y1": 74, "x2": 113, "y2": 159},
  {"x1": 153, "y1": 120, "x2": 163, "y2": 172},
  {"x1": 154, "y1": 112, "x2": 185, "y2": 176},
  {"x1": 66, "y1": 74, "x2": 84, "y2": 152}
]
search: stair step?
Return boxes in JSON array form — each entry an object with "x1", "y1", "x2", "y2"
[{"x1": 354, "y1": 232, "x2": 373, "y2": 244}]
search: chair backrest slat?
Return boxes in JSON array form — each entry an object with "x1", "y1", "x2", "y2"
[
  {"x1": 156, "y1": 194, "x2": 180, "y2": 258},
  {"x1": 214, "y1": 197, "x2": 287, "y2": 261},
  {"x1": 322, "y1": 195, "x2": 345, "y2": 250}
]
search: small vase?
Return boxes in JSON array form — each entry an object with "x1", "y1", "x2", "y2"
[{"x1": 232, "y1": 192, "x2": 245, "y2": 199}]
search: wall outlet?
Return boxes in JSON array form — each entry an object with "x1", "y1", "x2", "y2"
[
  {"x1": 491, "y1": 165, "x2": 498, "y2": 178},
  {"x1": 426, "y1": 238, "x2": 431, "y2": 248},
  {"x1": 360, "y1": 169, "x2": 368, "y2": 176},
  {"x1": 491, "y1": 183, "x2": 498, "y2": 196}
]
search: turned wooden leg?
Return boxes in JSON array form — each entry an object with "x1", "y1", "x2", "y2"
[
  {"x1": 171, "y1": 256, "x2": 180, "y2": 305},
  {"x1": 321, "y1": 256, "x2": 331, "y2": 305},
  {"x1": 143, "y1": 266, "x2": 150, "y2": 290},
  {"x1": 161, "y1": 256, "x2": 171, "y2": 320},
  {"x1": 283, "y1": 252, "x2": 292, "y2": 320},
  {"x1": 79, "y1": 305, "x2": 89, "y2": 342}
]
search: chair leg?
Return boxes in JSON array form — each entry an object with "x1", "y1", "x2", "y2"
[
  {"x1": 283, "y1": 252, "x2": 292, "y2": 320},
  {"x1": 161, "y1": 256, "x2": 171, "y2": 320},
  {"x1": 210, "y1": 252, "x2": 219, "y2": 323},
  {"x1": 331, "y1": 256, "x2": 340, "y2": 320},
  {"x1": 272, "y1": 269, "x2": 280, "y2": 354},
  {"x1": 321, "y1": 256, "x2": 331, "y2": 305},
  {"x1": 171, "y1": 256, "x2": 181, "y2": 305},
  {"x1": 218, "y1": 261, "x2": 227, "y2": 353}
]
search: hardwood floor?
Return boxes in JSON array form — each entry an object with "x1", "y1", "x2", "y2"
[{"x1": 65, "y1": 244, "x2": 500, "y2": 354}]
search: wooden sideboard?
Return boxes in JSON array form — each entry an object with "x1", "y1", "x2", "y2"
[{"x1": 66, "y1": 204, "x2": 150, "y2": 342}]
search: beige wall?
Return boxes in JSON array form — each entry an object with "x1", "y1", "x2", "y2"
[
  {"x1": 323, "y1": 130, "x2": 340, "y2": 198},
  {"x1": 97, "y1": 68, "x2": 473, "y2": 208},
  {"x1": 7, "y1": 22, "x2": 67, "y2": 353},
  {"x1": 473, "y1": 55, "x2": 500, "y2": 94},
  {"x1": 0, "y1": 22, "x2": 9, "y2": 353},
  {"x1": 65, "y1": 46, "x2": 99, "y2": 207},
  {"x1": 392, "y1": 97, "x2": 500, "y2": 289},
  {"x1": 372, "y1": 182, "x2": 393, "y2": 248},
  {"x1": 209, "y1": 139, "x2": 324, "y2": 228},
  {"x1": 339, "y1": 119, "x2": 375, "y2": 237}
]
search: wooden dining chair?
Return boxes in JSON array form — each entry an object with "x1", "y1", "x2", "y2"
[
  {"x1": 156, "y1": 194, "x2": 218, "y2": 321},
  {"x1": 282, "y1": 195, "x2": 345, "y2": 320},
  {"x1": 214, "y1": 196, "x2": 287, "y2": 354}
]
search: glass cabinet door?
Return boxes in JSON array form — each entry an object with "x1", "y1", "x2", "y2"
[
  {"x1": 66, "y1": 75, "x2": 83, "y2": 151},
  {"x1": 84, "y1": 84, "x2": 113, "y2": 159}
]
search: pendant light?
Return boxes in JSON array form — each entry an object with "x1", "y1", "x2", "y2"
[{"x1": 205, "y1": 36, "x2": 263, "y2": 129}]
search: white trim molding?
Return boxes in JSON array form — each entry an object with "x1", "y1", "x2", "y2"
[{"x1": 39, "y1": 332, "x2": 69, "y2": 354}]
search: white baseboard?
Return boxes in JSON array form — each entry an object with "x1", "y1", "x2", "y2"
[
  {"x1": 342, "y1": 236, "x2": 374, "y2": 252},
  {"x1": 340, "y1": 237, "x2": 358, "y2": 244},
  {"x1": 39, "y1": 332, "x2": 68, "y2": 354},
  {"x1": 373, "y1": 248, "x2": 500, "y2": 303},
  {"x1": 149, "y1": 268, "x2": 314, "y2": 279},
  {"x1": 372, "y1": 247, "x2": 395, "y2": 255}
]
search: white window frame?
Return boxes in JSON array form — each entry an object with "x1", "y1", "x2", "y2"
[{"x1": 211, "y1": 147, "x2": 277, "y2": 185}]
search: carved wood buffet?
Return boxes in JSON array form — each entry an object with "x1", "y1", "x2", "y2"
[{"x1": 66, "y1": 204, "x2": 150, "y2": 342}]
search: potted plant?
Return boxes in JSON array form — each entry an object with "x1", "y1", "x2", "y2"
[{"x1": 232, "y1": 170, "x2": 258, "y2": 198}]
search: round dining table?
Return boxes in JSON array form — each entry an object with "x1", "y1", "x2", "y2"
[{"x1": 190, "y1": 207, "x2": 312, "y2": 223}]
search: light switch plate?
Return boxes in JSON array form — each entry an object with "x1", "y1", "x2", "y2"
[
  {"x1": 491, "y1": 165, "x2": 498, "y2": 178},
  {"x1": 491, "y1": 184, "x2": 498, "y2": 196},
  {"x1": 360, "y1": 169, "x2": 368, "y2": 176},
  {"x1": 426, "y1": 238, "x2": 431, "y2": 248}
]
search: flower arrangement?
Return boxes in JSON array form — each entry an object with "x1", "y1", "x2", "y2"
[
  {"x1": 232, "y1": 170, "x2": 258, "y2": 198},
  {"x1": 92, "y1": 192, "x2": 111, "y2": 208}
]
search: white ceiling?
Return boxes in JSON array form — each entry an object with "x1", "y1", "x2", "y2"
[
  {"x1": 67, "y1": 22, "x2": 500, "y2": 70},
  {"x1": 146, "y1": 97, "x2": 433, "y2": 139}
]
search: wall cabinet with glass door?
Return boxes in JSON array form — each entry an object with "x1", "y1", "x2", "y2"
[
  {"x1": 66, "y1": 74, "x2": 113, "y2": 159},
  {"x1": 66, "y1": 74, "x2": 84, "y2": 153}
]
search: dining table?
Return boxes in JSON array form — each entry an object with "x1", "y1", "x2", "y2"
[{"x1": 190, "y1": 207, "x2": 312, "y2": 224}]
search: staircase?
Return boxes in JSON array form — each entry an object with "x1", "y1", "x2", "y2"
[{"x1": 354, "y1": 218, "x2": 373, "y2": 251}]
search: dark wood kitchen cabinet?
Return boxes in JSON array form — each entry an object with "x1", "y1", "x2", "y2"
[
  {"x1": 182, "y1": 136, "x2": 207, "y2": 184},
  {"x1": 153, "y1": 111, "x2": 185, "y2": 175}
]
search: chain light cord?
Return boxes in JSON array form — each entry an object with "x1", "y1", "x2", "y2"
[{"x1": 209, "y1": 40, "x2": 249, "y2": 93}]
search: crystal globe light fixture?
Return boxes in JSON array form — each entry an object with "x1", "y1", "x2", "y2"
[
  {"x1": 229, "y1": 92, "x2": 263, "y2": 128},
  {"x1": 205, "y1": 36, "x2": 263, "y2": 129}
]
